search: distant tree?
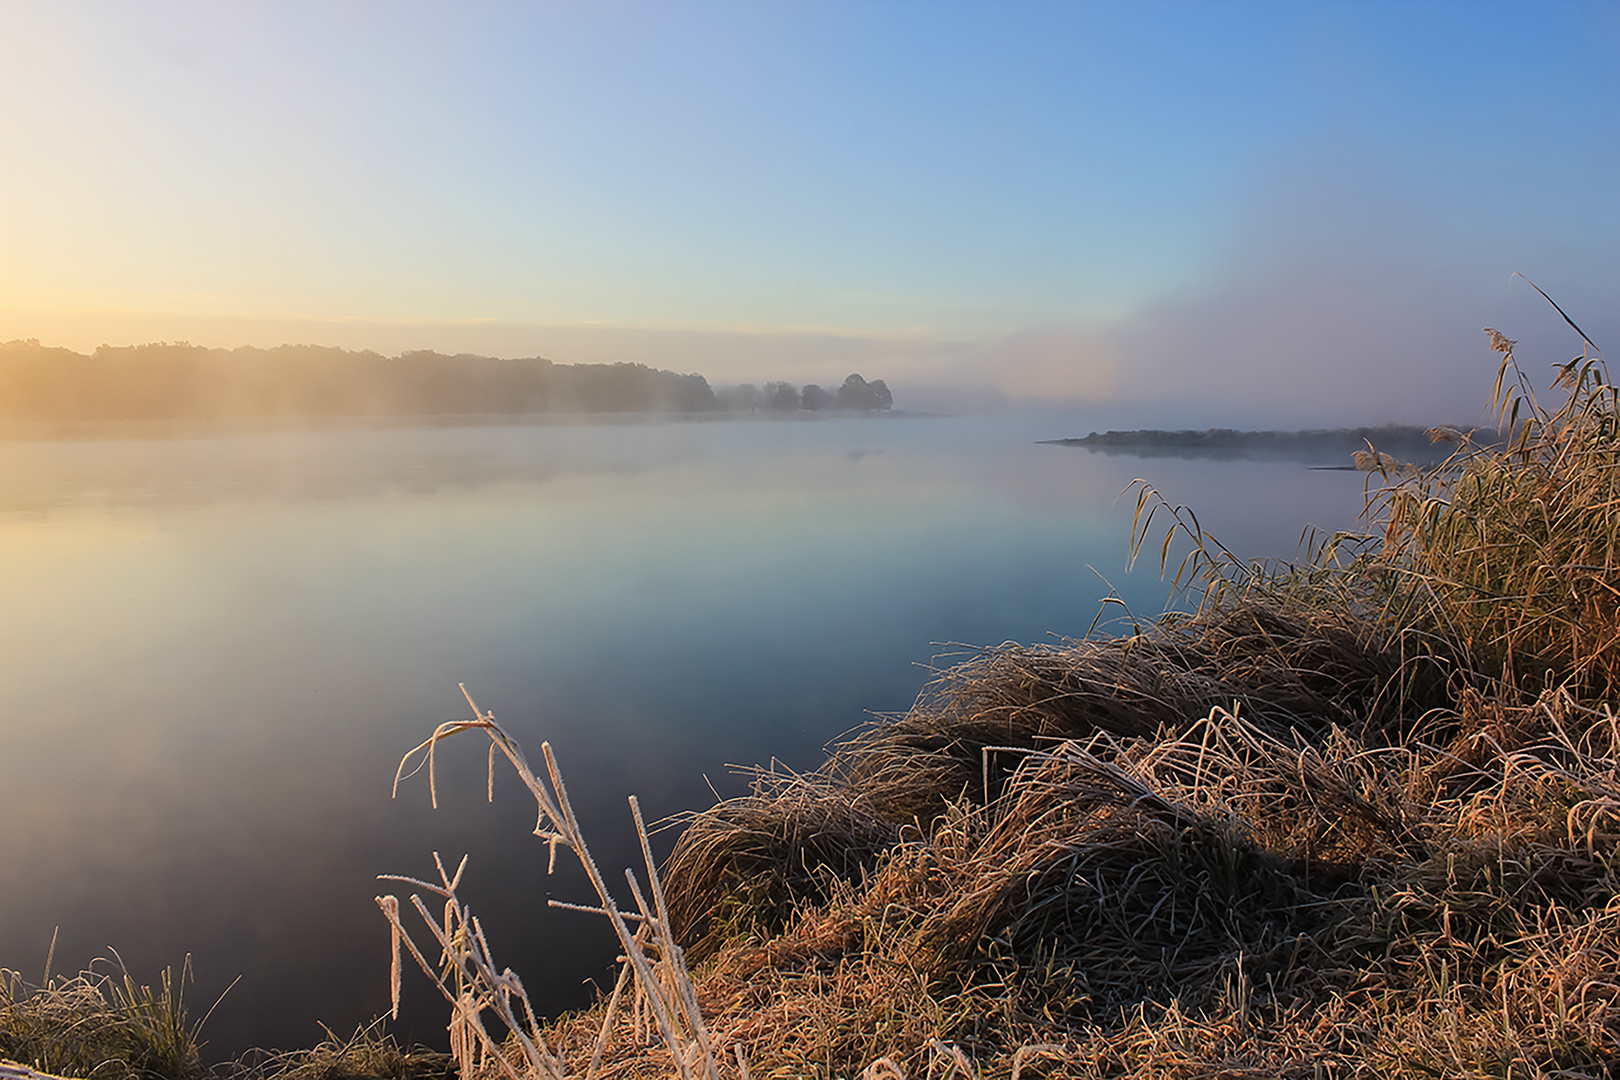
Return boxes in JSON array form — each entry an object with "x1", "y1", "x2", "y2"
[
  {"x1": 801, "y1": 384, "x2": 835, "y2": 411},
  {"x1": 0, "y1": 338, "x2": 97, "y2": 419},
  {"x1": 763, "y1": 381, "x2": 800, "y2": 411},
  {"x1": 660, "y1": 372, "x2": 719, "y2": 412},
  {"x1": 550, "y1": 361, "x2": 717, "y2": 412},
  {"x1": 716, "y1": 383, "x2": 759, "y2": 412},
  {"x1": 837, "y1": 373, "x2": 893, "y2": 411}
]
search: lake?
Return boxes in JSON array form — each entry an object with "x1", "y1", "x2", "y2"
[{"x1": 0, "y1": 413, "x2": 1373, "y2": 1058}]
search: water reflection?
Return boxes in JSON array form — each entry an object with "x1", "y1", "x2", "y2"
[{"x1": 0, "y1": 415, "x2": 1370, "y2": 1057}]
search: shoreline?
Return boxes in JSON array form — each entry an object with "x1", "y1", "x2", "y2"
[{"x1": 1041, "y1": 422, "x2": 1479, "y2": 464}]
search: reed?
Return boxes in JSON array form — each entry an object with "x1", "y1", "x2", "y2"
[
  {"x1": 1377, "y1": 301, "x2": 1620, "y2": 700},
  {"x1": 377, "y1": 686, "x2": 721, "y2": 1080}
]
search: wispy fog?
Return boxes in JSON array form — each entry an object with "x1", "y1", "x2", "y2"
[
  {"x1": 916, "y1": 146, "x2": 1620, "y2": 428},
  {"x1": 1083, "y1": 151, "x2": 1618, "y2": 428}
]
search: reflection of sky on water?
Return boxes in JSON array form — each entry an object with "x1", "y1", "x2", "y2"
[{"x1": 0, "y1": 416, "x2": 1371, "y2": 1057}]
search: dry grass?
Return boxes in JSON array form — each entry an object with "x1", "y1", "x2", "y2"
[
  {"x1": 1370, "y1": 310, "x2": 1620, "y2": 701},
  {"x1": 569, "y1": 681, "x2": 1619, "y2": 1078},
  {"x1": 221, "y1": 1023, "x2": 454, "y2": 1080},
  {"x1": 660, "y1": 596, "x2": 1453, "y2": 962},
  {"x1": 377, "y1": 686, "x2": 720, "y2": 1080},
  {"x1": 0, "y1": 954, "x2": 213, "y2": 1080},
  {"x1": 1, "y1": 959, "x2": 451, "y2": 1080}
]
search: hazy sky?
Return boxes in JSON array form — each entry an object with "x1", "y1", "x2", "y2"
[{"x1": 1, "y1": 1, "x2": 1615, "y2": 423}]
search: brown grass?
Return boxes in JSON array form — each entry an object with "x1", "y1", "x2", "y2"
[
  {"x1": 221, "y1": 1023, "x2": 454, "y2": 1080},
  {"x1": 660, "y1": 597, "x2": 1454, "y2": 962},
  {"x1": 551, "y1": 676, "x2": 1620, "y2": 1078},
  {"x1": 0, "y1": 955, "x2": 213, "y2": 1080},
  {"x1": 1369, "y1": 297, "x2": 1620, "y2": 700}
]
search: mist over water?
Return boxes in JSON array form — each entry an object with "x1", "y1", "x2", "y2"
[{"x1": 0, "y1": 414, "x2": 1370, "y2": 1058}]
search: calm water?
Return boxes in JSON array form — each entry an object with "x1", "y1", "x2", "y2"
[{"x1": 0, "y1": 414, "x2": 1370, "y2": 1057}]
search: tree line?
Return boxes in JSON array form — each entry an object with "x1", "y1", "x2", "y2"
[
  {"x1": 714, "y1": 375, "x2": 892, "y2": 413},
  {"x1": 0, "y1": 340, "x2": 894, "y2": 421}
]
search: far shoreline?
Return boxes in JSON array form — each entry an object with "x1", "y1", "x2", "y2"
[{"x1": 1041, "y1": 422, "x2": 1481, "y2": 464}]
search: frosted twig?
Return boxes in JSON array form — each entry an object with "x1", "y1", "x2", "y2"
[{"x1": 382, "y1": 688, "x2": 720, "y2": 1080}]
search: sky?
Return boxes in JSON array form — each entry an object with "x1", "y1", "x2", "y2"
[{"x1": 0, "y1": 1, "x2": 1616, "y2": 424}]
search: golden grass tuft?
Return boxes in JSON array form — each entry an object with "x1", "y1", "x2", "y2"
[
  {"x1": 1371, "y1": 298, "x2": 1620, "y2": 700},
  {"x1": 221, "y1": 1023, "x2": 454, "y2": 1080},
  {"x1": 0, "y1": 956, "x2": 212, "y2": 1080}
]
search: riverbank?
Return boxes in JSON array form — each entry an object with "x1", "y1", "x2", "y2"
[
  {"x1": 1043, "y1": 423, "x2": 1476, "y2": 464},
  {"x1": 543, "y1": 617, "x2": 1617, "y2": 1077},
  {"x1": 531, "y1": 328, "x2": 1620, "y2": 1076}
]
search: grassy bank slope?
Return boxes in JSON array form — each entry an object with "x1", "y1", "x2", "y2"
[{"x1": 537, "y1": 320, "x2": 1620, "y2": 1077}]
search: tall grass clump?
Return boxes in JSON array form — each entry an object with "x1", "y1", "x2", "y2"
[
  {"x1": 390, "y1": 290, "x2": 1620, "y2": 1078},
  {"x1": 1372, "y1": 292, "x2": 1620, "y2": 699},
  {"x1": 0, "y1": 953, "x2": 212, "y2": 1080}
]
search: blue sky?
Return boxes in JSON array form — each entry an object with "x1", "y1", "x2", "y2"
[{"x1": 0, "y1": 1, "x2": 1615, "y2": 422}]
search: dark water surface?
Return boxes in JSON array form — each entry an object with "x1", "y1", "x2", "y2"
[{"x1": 0, "y1": 414, "x2": 1370, "y2": 1058}]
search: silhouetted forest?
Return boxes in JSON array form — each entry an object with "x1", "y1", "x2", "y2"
[{"x1": 0, "y1": 340, "x2": 894, "y2": 421}]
